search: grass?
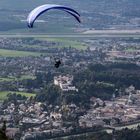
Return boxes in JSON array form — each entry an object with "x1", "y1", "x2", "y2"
[
  {"x1": 37, "y1": 37, "x2": 87, "y2": 50},
  {"x1": 0, "y1": 75, "x2": 36, "y2": 82},
  {"x1": 126, "y1": 48, "x2": 137, "y2": 52},
  {"x1": 0, "y1": 49, "x2": 40, "y2": 57},
  {"x1": 23, "y1": 44, "x2": 42, "y2": 48},
  {"x1": 0, "y1": 77, "x2": 14, "y2": 82},
  {"x1": 0, "y1": 91, "x2": 35, "y2": 100},
  {"x1": 19, "y1": 75, "x2": 36, "y2": 80},
  {"x1": 97, "y1": 81, "x2": 115, "y2": 87}
]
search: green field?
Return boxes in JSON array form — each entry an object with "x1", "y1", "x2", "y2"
[
  {"x1": 0, "y1": 91, "x2": 36, "y2": 100},
  {"x1": 0, "y1": 77, "x2": 14, "y2": 82},
  {"x1": 37, "y1": 37, "x2": 87, "y2": 50},
  {"x1": 0, "y1": 75, "x2": 36, "y2": 82},
  {"x1": 0, "y1": 49, "x2": 40, "y2": 57},
  {"x1": 22, "y1": 37, "x2": 87, "y2": 50},
  {"x1": 19, "y1": 75, "x2": 36, "y2": 80},
  {"x1": 126, "y1": 47, "x2": 138, "y2": 52}
]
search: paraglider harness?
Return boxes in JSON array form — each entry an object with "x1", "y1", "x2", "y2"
[{"x1": 54, "y1": 58, "x2": 61, "y2": 68}]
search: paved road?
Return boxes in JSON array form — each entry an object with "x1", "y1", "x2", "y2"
[
  {"x1": 0, "y1": 33, "x2": 140, "y2": 38},
  {"x1": 47, "y1": 122, "x2": 140, "y2": 140},
  {"x1": 106, "y1": 121, "x2": 140, "y2": 131}
]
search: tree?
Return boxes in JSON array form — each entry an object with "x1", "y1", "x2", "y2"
[{"x1": 35, "y1": 84, "x2": 61, "y2": 105}]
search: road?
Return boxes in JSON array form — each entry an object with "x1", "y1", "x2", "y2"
[
  {"x1": 106, "y1": 121, "x2": 140, "y2": 131},
  {"x1": 47, "y1": 122, "x2": 140, "y2": 140},
  {"x1": 0, "y1": 31, "x2": 140, "y2": 38}
]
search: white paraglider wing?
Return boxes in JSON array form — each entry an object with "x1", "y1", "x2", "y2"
[{"x1": 27, "y1": 4, "x2": 81, "y2": 28}]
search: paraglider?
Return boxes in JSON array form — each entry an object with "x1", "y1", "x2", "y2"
[
  {"x1": 54, "y1": 58, "x2": 61, "y2": 68},
  {"x1": 27, "y1": 4, "x2": 81, "y2": 28},
  {"x1": 27, "y1": 4, "x2": 81, "y2": 68}
]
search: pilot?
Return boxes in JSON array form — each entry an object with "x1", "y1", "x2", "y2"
[{"x1": 54, "y1": 59, "x2": 61, "y2": 68}]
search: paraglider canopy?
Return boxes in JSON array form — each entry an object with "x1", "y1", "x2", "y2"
[{"x1": 27, "y1": 4, "x2": 81, "y2": 28}]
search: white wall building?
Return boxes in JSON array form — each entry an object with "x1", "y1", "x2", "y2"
[{"x1": 54, "y1": 75, "x2": 78, "y2": 92}]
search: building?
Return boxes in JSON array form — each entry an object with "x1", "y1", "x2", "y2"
[{"x1": 54, "y1": 75, "x2": 78, "y2": 92}]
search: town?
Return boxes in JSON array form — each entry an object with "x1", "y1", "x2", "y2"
[{"x1": 0, "y1": 36, "x2": 140, "y2": 139}]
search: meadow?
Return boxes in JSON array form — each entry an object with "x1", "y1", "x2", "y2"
[
  {"x1": 0, "y1": 75, "x2": 36, "y2": 82},
  {"x1": 37, "y1": 37, "x2": 87, "y2": 50},
  {"x1": 0, "y1": 49, "x2": 40, "y2": 57},
  {"x1": 0, "y1": 91, "x2": 35, "y2": 100}
]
